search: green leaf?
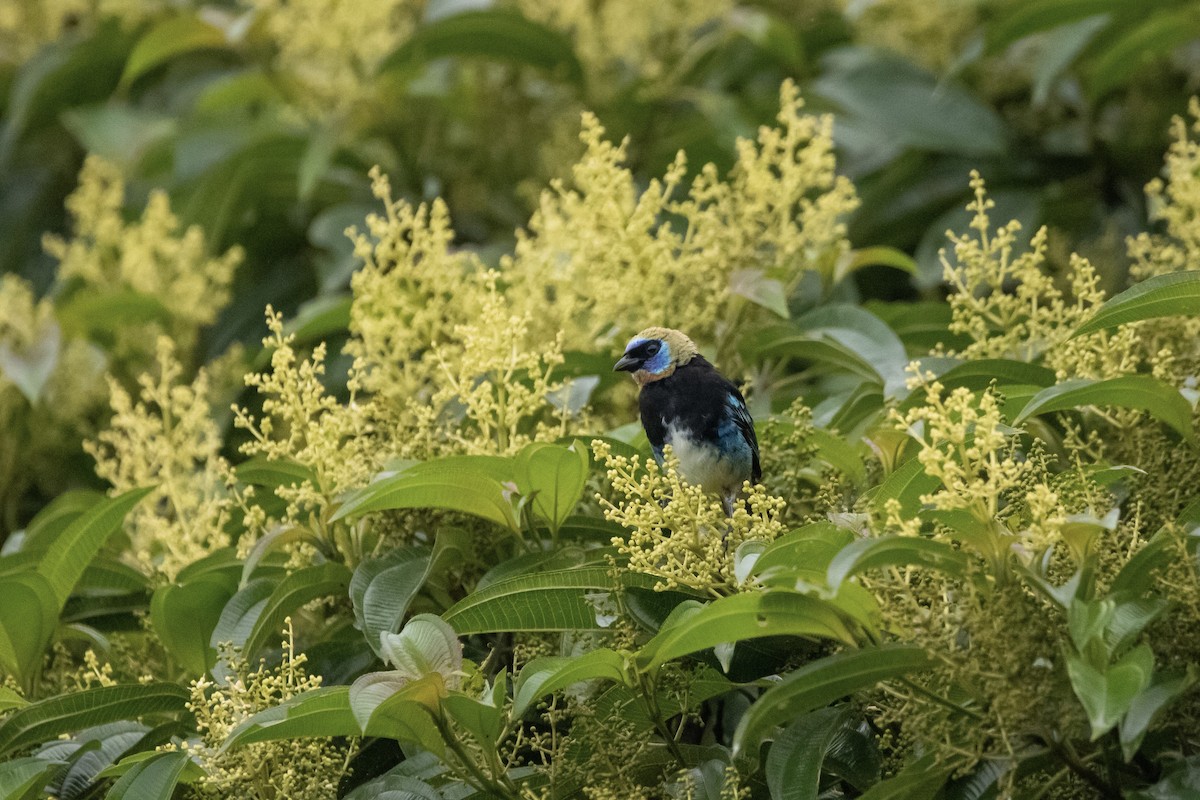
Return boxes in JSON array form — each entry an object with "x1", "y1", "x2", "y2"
[
  {"x1": 1119, "y1": 669, "x2": 1197, "y2": 761},
  {"x1": 513, "y1": 649, "x2": 628, "y2": 717},
  {"x1": 119, "y1": 14, "x2": 227, "y2": 88},
  {"x1": 150, "y1": 574, "x2": 238, "y2": 674},
  {"x1": 766, "y1": 708, "x2": 871, "y2": 800},
  {"x1": 443, "y1": 567, "x2": 642, "y2": 634},
  {"x1": 899, "y1": 360, "x2": 1056, "y2": 410},
  {"x1": 332, "y1": 462, "x2": 520, "y2": 532},
  {"x1": 635, "y1": 589, "x2": 861, "y2": 674},
  {"x1": 442, "y1": 693, "x2": 503, "y2": 747},
  {"x1": 1089, "y1": 6, "x2": 1200, "y2": 98},
  {"x1": 871, "y1": 457, "x2": 940, "y2": 519},
  {"x1": 60, "y1": 105, "x2": 176, "y2": 170},
  {"x1": 811, "y1": 429, "x2": 867, "y2": 484},
  {"x1": 750, "y1": 523, "x2": 855, "y2": 581},
  {"x1": 380, "y1": 9, "x2": 584, "y2": 85},
  {"x1": 986, "y1": 0, "x2": 1119, "y2": 50},
  {"x1": 730, "y1": 269, "x2": 790, "y2": 318},
  {"x1": 833, "y1": 246, "x2": 919, "y2": 285},
  {"x1": 857, "y1": 753, "x2": 954, "y2": 799},
  {"x1": 235, "y1": 457, "x2": 319, "y2": 489},
  {"x1": 378, "y1": 615, "x2": 463, "y2": 680},
  {"x1": 1014, "y1": 376, "x2": 1195, "y2": 442},
  {"x1": 242, "y1": 562, "x2": 352, "y2": 660},
  {"x1": 514, "y1": 441, "x2": 590, "y2": 534},
  {"x1": 351, "y1": 547, "x2": 431, "y2": 658},
  {"x1": 1067, "y1": 644, "x2": 1154, "y2": 740},
  {"x1": 813, "y1": 47, "x2": 1008, "y2": 157},
  {"x1": 0, "y1": 687, "x2": 28, "y2": 713},
  {"x1": 1073, "y1": 271, "x2": 1200, "y2": 336},
  {"x1": 19, "y1": 490, "x2": 107, "y2": 553},
  {"x1": 103, "y1": 750, "x2": 193, "y2": 800},
  {"x1": 37, "y1": 487, "x2": 152, "y2": 610},
  {"x1": 222, "y1": 687, "x2": 360, "y2": 751},
  {"x1": 0, "y1": 757, "x2": 61, "y2": 799},
  {"x1": 827, "y1": 537, "x2": 971, "y2": 590},
  {"x1": 0, "y1": 684, "x2": 189, "y2": 758},
  {"x1": 732, "y1": 646, "x2": 934, "y2": 761},
  {"x1": 210, "y1": 578, "x2": 276, "y2": 668},
  {"x1": 0, "y1": 572, "x2": 57, "y2": 687}
]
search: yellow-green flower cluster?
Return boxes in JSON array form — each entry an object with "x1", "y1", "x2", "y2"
[
  {"x1": 87, "y1": 337, "x2": 239, "y2": 580},
  {"x1": 245, "y1": 0, "x2": 421, "y2": 119},
  {"x1": 344, "y1": 166, "x2": 487, "y2": 410},
  {"x1": 181, "y1": 624, "x2": 348, "y2": 800},
  {"x1": 941, "y1": 171, "x2": 1104, "y2": 364},
  {"x1": 516, "y1": 0, "x2": 733, "y2": 94},
  {"x1": 0, "y1": 0, "x2": 156, "y2": 63},
  {"x1": 841, "y1": 0, "x2": 978, "y2": 73},
  {"x1": 235, "y1": 308, "x2": 378, "y2": 524},
  {"x1": 511, "y1": 80, "x2": 857, "y2": 367},
  {"x1": 44, "y1": 156, "x2": 243, "y2": 359},
  {"x1": 404, "y1": 279, "x2": 573, "y2": 457},
  {"x1": 594, "y1": 440, "x2": 786, "y2": 596}
]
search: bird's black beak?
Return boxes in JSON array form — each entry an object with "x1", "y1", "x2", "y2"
[{"x1": 614, "y1": 353, "x2": 640, "y2": 372}]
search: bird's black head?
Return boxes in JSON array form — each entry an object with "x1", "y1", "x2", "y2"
[{"x1": 613, "y1": 327, "x2": 698, "y2": 385}]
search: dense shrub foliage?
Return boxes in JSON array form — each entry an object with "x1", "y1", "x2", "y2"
[{"x1": 2, "y1": 1, "x2": 1200, "y2": 798}]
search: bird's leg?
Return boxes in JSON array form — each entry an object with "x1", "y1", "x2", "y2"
[{"x1": 721, "y1": 493, "x2": 735, "y2": 518}]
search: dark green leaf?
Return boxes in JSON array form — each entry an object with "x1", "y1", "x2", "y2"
[
  {"x1": 0, "y1": 572, "x2": 58, "y2": 686},
  {"x1": 242, "y1": 562, "x2": 352, "y2": 660},
  {"x1": 827, "y1": 537, "x2": 971, "y2": 590},
  {"x1": 635, "y1": 589, "x2": 861, "y2": 674},
  {"x1": 380, "y1": 10, "x2": 584, "y2": 85},
  {"x1": 1073, "y1": 271, "x2": 1200, "y2": 336},
  {"x1": 766, "y1": 708, "x2": 869, "y2": 800},
  {"x1": 733, "y1": 646, "x2": 933, "y2": 761},
  {"x1": 444, "y1": 567, "x2": 642, "y2": 634},
  {"x1": 514, "y1": 441, "x2": 590, "y2": 534},
  {"x1": 222, "y1": 687, "x2": 360, "y2": 751},
  {"x1": 1089, "y1": 6, "x2": 1200, "y2": 98},
  {"x1": 1014, "y1": 376, "x2": 1195, "y2": 442},
  {"x1": 332, "y1": 462, "x2": 520, "y2": 532},
  {"x1": 37, "y1": 488, "x2": 152, "y2": 610},
  {"x1": 0, "y1": 684, "x2": 189, "y2": 758},
  {"x1": 513, "y1": 649, "x2": 628, "y2": 717},
  {"x1": 103, "y1": 750, "x2": 193, "y2": 800},
  {"x1": 150, "y1": 574, "x2": 238, "y2": 674}
]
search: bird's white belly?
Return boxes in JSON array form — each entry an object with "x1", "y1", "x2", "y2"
[{"x1": 664, "y1": 424, "x2": 739, "y2": 495}]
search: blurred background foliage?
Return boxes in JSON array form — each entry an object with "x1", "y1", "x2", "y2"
[{"x1": 1, "y1": 0, "x2": 1198, "y2": 527}]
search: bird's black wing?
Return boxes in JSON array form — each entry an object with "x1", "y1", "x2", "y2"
[{"x1": 726, "y1": 387, "x2": 761, "y2": 483}]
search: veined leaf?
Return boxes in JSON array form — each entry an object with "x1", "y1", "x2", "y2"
[
  {"x1": 827, "y1": 537, "x2": 971, "y2": 590},
  {"x1": 36, "y1": 487, "x2": 152, "y2": 609},
  {"x1": 444, "y1": 567, "x2": 648, "y2": 634},
  {"x1": 222, "y1": 687, "x2": 359, "y2": 752},
  {"x1": 103, "y1": 750, "x2": 194, "y2": 799},
  {"x1": 1014, "y1": 376, "x2": 1195, "y2": 442},
  {"x1": 766, "y1": 708, "x2": 875, "y2": 800},
  {"x1": 871, "y1": 457, "x2": 939, "y2": 519},
  {"x1": 351, "y1": 546, "x2": 430, "y2": 658},
  {"x1": 1073, "y1": 271, "x2": 1200, "y2": 336},
  {"x1": 898, "y1": 360, "x2": 1056, "y2": 411},
  {"x1": 635, "y1": 589, "x2": 861, "y2": 674},
  {"x1": 0, "y1": 684, "x2": 189, "y2": 758},
  {"x1": 732, "y1": 646, "x2": 933, "y2": 761},
  {"x1": 242, "y1": 562, "x2": 352, "y2": 660},
  {"x1": 513, "y1": 649, "x2": 628, "y2": 717},
  {"x1": 332, "y1": 463, "x2": 520, "y2": 532},
  {"x1": 0, "y1": 757, "x2": 62, "y2": 799},
  {"x1": 514, "y1": 441, "x2": 590, "y2": 534},
  {"x1": 235, "y1": 457, "x2": 319, "y2": 489}
]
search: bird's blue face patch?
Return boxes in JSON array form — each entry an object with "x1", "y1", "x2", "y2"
[{"x1": 622, "y1": 337, "x2": 672, "y2": 374}]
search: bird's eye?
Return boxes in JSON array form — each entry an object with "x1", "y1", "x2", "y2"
[{"x1": 645, "y1": 342, "x2": 661, "y2": 355}]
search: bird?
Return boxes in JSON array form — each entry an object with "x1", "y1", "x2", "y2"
[{"x1": 613, "y1": 327, "x2": 760, "y2": 516}]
